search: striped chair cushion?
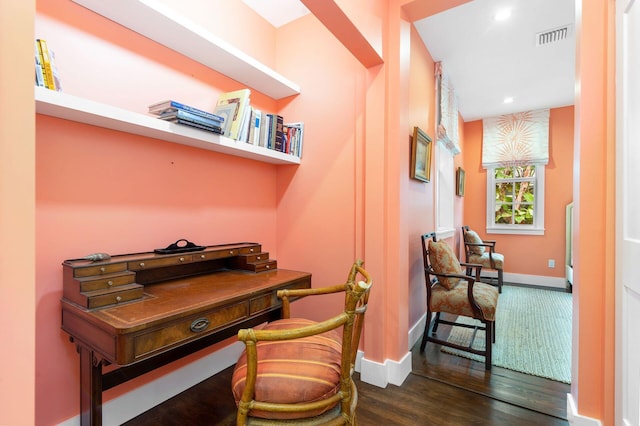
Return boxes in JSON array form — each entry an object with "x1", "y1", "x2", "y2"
[
  {"x1": 430, "y1": 281, "x2": 499, "y2": 321},
  {"x1": 231, "y1": 318, "x2": 343, "y2": 420}
]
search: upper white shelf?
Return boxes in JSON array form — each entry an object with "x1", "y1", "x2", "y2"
[
  {"x1": 71, "y1": 0, "x2": 301, "y2": 100},
  {"x1": 35, "y1": 87, "x2": 301, "y2": 165}
]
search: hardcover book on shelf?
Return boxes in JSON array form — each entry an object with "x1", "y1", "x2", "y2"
[
  {"x1": 159, "y1": 109, "x2": 224, "y2": 128},
  {"x1": 215, "y1": 89, "x2": 251, "y2": 140},
  {"x1": 271, "y1": 114, "x2": 284, "y2": 152},
  {"x1": 34, "y1": 40, "x2": 45, "y2": 88},
  {"x1": 171, "y1": 119, "x2": 223, "y2": 134},
  {"x1": 213, "y1": 102, "x2": 238, "y2": 138},
  {"x1": 247, "y1": 108, "x2": 262, "y2": 145},
  {"x1": 284, "y1": 122, "x2": 304, "y2": 158},
  {"x1": 149, "y1": 100, "x2": 222, "y2": 121},
  {"x1": 237, "y1": 105, "x2": 252, "y2": 143},
  {"x1": 36, "y1": 39, "x2": 56, "y2": 90},
  {"x1": 260, "y1": 114, "x2": 272, "y2": 148}
]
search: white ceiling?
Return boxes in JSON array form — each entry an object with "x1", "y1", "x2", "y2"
[
  {"x1": 414, "y1": 0, "x2": 576, "y2": 121},
  {"x1": 245, "y1": 0, "x2": 576, "y2": 122}
]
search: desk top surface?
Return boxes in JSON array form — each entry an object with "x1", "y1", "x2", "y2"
[{"x1": 62, "y1": 268, "x2": 311, "y2": 333}]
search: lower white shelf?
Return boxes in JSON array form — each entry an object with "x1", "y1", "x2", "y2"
[{"x1": 34, "y1": 87, "x2": 301, "y2": 165}]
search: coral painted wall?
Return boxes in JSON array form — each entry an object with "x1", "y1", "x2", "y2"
[
  {"x1": 462, "y1": 106, "x2": 575, "y2": 278},
  {"x1": 0, "y1": 0, "x2": 614, "y2": 424},
  {"x1": 34, "y1": 1, "x2": 283, "y2": 424}
]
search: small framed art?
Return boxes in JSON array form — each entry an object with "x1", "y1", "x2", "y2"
[
  {"x1": 456, "y1": 167, "x2": 466, "y2": 196},
  {"x1": 411, "y1": 126, "x2": 432, "y2": 182}
]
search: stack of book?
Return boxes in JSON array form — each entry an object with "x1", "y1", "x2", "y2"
[
  {"x1": 214, "y1": 89, "x2": 304, "y2": 158},
  {"x1": 35, "y1": 39, "x2": 62, "y2": 91},
  {"x1": 148, "y1": 100, "x2": 224, "y2": 134}
]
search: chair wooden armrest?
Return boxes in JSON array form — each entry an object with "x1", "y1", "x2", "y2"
[
  {"x1": 277, "y1": 260, "x2": 370, "y2": 318},
  {"x1": 232, "y1": 260, "x2": 372, "y2": 425}
]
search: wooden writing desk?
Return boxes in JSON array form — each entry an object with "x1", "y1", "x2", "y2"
[{"x1": 61, "y1": 242, "x2": 311, "y2": 426}]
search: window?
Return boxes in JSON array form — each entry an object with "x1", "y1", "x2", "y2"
[
  {"x1": 486, "y1": 164, "x2": 545, "y2": 235},
  {"x1": 436, "y1": 143, "x2": 455, "y2": 238}
]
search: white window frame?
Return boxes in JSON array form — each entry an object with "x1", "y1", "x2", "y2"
[
  {"x1": 436, "y1": 142, "x2": 455, "y2": 239},
  {"x1": 486, "y1": 164, "x2": 545, "y2": 235}
]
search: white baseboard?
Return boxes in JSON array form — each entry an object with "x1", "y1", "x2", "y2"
[
  {"x1": 567, "y1": 393, "x2": 602, "y2": 425},
  {"x1": 483, "y1": 271, "x2": 568, "y2": 289},
  {"x1": 358, "y1": 351, "x2": 412, "y2": 388},
  {"x1": 408, "y1": 312, "x2": 428, "y2": 350},
  {"x1": 57, "y1": 342, "x2": 244, "y2": 426}
]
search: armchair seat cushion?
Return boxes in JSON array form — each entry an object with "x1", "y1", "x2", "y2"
[
  {"x1": 469, "y1": 252, "x2": 504, "y2": 270},
  {"x1": 231, "y1": 318, "x2": 343, "y2": 420},
  {"x1": 430, "y1": 281, "x2": 499, "y2": 321}
]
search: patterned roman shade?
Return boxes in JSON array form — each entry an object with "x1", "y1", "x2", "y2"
[
  {"x1": 482, "y1": 109, "x2": 550, "y2": 168},
  {"x1": 435, "y1": 62, "x2": 460, "y2": 155}
]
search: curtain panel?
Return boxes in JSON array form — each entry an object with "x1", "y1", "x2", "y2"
[
  {"x1": 482, "y1": 109, "x2": 550, "y2": 168},
  {"x1": 435, "y1": 62, "x2": 460, "y2": 155}
]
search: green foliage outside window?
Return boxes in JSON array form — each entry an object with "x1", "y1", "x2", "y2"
[{"x1": 494, "y1": 165, "x2": 536, "y2": 224}]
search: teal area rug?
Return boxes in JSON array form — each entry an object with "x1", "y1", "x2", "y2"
[{"x1": 442, "y1": 285, "x2": 572, "y2": 383}]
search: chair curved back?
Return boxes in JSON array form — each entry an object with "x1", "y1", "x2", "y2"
[{"x1": 232, "y1": 260, "x2": 372, "y2": 425}]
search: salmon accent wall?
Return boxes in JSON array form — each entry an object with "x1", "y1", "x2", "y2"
[
  {"x1": 462, "y1": 106, "x2": 574, "y2": 278},
  {"x1": 13, "y1": 0, "x2": 613, "y2": 424},
  {"x1": 407, "y1": 24, "x2": 437, "y2": 328}
]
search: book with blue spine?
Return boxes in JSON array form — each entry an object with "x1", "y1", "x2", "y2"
[
  {"x1": 148, "y1": 100, "x2": 223, "y2": 122},
  {"x1": 159, "y1": 108, "x2": 224, "y2": 128},
  {"x1": 172, "y1": 119, "x2": 223, "y2": 134}
]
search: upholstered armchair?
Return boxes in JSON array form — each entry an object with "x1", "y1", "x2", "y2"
[
  {"x1": 461, "y1": 225, "x2": 505, "y2": 293},
  {"x1": 231, "y1": 260, "x2": 372, "y2": 425},
  {"x1": 420, "y1": 233, "x2": 499, "y2": 370}
]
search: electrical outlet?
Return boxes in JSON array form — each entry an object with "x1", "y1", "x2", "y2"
[{"x1": 548, "y1": 259, "x2": 555, "y2": 268}]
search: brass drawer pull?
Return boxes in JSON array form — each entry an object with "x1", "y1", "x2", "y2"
[{"x1": 190, "y1": 318, "x2": 210, "y2": 333}]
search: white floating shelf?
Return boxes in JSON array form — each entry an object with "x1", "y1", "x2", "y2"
[
  {"x1": 35, "y1": 87, "x2": 301, "y2": 165},
  {"x1": 71, "y1": 0, "x2": 301, "y2": 100}
]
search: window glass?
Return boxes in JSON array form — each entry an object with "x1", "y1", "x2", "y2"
[{"x1": 487, "y1": 165, "x2": 544, "y2": 235}]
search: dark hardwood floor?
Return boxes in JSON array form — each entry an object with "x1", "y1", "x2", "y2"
[{"x1": 124, "y1": 314, "x2": 570, "y2": 426}]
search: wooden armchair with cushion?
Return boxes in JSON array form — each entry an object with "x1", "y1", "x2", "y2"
[
  {"x1": 231, "y1": 260, "x2": 372, "y2": 425},
  {"x1": 420, "y1": 233, "x2": 499, "y2": 370},
  {"x1": 461, "y1": 225, "x2": 505, "y2": 293}
]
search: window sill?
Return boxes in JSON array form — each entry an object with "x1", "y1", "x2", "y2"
[{"x1": 486, "y1": 227, "x2": 545, "y2": 236}]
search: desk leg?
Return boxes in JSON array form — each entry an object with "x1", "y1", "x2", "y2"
[{"x1": 78, "y1": 345, "x2": 103, "y2": 426}]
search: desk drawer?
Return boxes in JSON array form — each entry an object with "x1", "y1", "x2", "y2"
[
  {"x1": 133, "y1": 302, "x2": 249, "y2": 360},
  {"x1": 239, "y1": 245, "x2": 261, "y2": 254},
  {"x1": 192, "y1": 248, "x2": 239, "y2": 262},
  {"x1": 73, "y1": 262, "x2": 127, "y2": 277},
  {"x1": 128, "y1": 255, "x2": 193, "y2": 270},
  {"x1": 76, "y1": 272, "x2": 136, "y2": 292},
  {"x1": 86, "y1": 284, "x2": 144, "y2": 309}
]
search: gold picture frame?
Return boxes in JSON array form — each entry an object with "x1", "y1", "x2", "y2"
[
  {"x1": 411, "y1": 126, "x2": 432, "y2": 182},
  {"x1": 456, "y1": 167, "x2": 466, "y2": 196}
]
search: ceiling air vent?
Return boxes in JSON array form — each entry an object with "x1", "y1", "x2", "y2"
[{"x1": 536, "y1": 24, "x2": 572, "y2": 46}]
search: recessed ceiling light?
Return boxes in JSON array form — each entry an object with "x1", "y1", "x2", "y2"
[
  {"x1": 494, "y1": 9, "x2": 512, "y2": 21},
  {"x1": 503, "y1": 97, "x2": 514, "y2": 104}
]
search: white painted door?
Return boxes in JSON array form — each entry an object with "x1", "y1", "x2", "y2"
[{"x1": 617, "y1": 1, "x2": 640, "y2": 425}]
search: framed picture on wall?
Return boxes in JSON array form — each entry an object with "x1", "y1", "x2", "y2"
[
  {"x1": 456, "y1": 167, "x2": 466, "y2": 196},
  {"x1": 411, "y1": 126, "x2": 432, "y2": 182}
]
